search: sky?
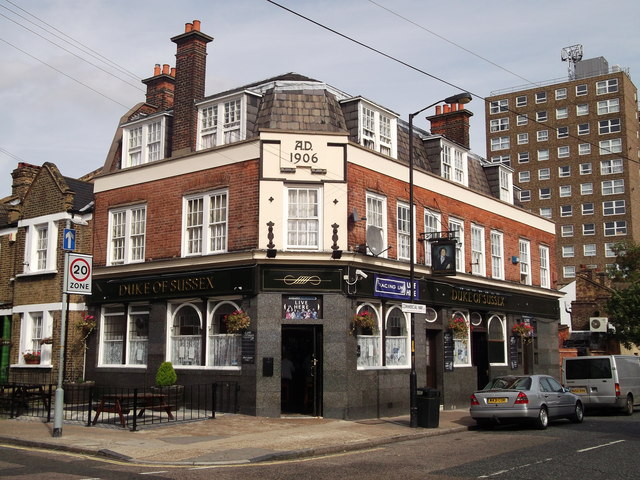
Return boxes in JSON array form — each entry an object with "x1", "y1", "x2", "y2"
[{"x1": 1, "y1": 0, "x2": 639, "y2": 198}]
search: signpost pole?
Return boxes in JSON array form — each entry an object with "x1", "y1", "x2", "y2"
[{"x1": 52, "y1": 252, "x2": 69, "y2": 437}]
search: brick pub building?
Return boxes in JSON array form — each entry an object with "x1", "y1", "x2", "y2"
[{"x1": 86, "y1": 20, "x2": 563, "y2": 418}]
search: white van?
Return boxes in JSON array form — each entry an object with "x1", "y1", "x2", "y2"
[{"x1": 562, "y1": 355, "x2": 640, "y2": 415}]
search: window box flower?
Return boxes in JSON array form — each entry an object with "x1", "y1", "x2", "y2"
[
  {"x1": 512, "y1": 322, "x2": 534, "y2": 343},
  {"x1": 22, "y1": 351, "x2": 41, "y2": 364},
  {"x1": 224, "y1": 310, "x2": 251, "y2": 333},
  {"x1": 448, "y1": 316, "x2": 469, "y2": 338},
  {"x1": 350, "y1": 310, "x2": 377, "y2": 335}
]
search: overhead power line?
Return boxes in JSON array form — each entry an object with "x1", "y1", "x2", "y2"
[
  {"x1": 2, "y1": 0, "x2": 141, "y2": 82},
  {"x1": 0, "y1": 37, "x2": 132, "y2": 109},
  {"x1": 367, "y1": 0, "x2": 535, "y2": 85}
]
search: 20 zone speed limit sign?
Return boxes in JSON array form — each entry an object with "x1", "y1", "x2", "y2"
[{"x1": 65, "y1": 253, "x2": 93, "y2": 294}]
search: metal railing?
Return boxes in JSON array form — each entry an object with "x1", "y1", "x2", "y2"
[{"x1": 0, "y1": 382, "x2": 239, "y2": 431}]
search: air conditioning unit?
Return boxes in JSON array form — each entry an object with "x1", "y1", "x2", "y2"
[{"x1": 589, "y1": 317, "x2": 608, "y2": 333}]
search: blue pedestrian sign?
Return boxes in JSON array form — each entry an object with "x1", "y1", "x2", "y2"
[{"x1": 63, "y1": 228, "x2": 76, "y2": 251}]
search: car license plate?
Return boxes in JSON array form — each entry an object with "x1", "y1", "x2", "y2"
[
  {"x1": 570, "y1": 387, "x2": 587, "y2": 394},
  {"x1": 487, "y1": 397, "x2": 508, "y2": 404}
]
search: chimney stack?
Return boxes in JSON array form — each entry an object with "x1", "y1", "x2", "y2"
[
  {"x1": 142, "y1": 63, "x2": 176, "y2": 110},
  {"x1": 426, "y1": 104, "x2": 473, "y2": 150},
  {"x1": 170, "y1": 20, "x2": 213, "y2": 156},
  {"x1": 11, "y1": 162, "x2": 40, "y2": 199}
]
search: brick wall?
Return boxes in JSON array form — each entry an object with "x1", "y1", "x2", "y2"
[
  {"x1": 347, "y1": 163, "x2": 556, "y2": 287},
  {"x1": 93, "y1": 160, "x2": 260, "y2": 266}
]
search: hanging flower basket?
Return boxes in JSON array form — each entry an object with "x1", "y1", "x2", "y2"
[
  {"x1": 224, "y1": 310, "x2": 251, "y2": 333},
  {"x1": 448, "y1": 316, "x2": 469, "y2": 338},
  {"x1": 77, "y1": 315, "x2": 96, "y2": 336},
  {"x1": 350, "y1": 310, "x2": 377, "y2": 335},
  {"x1": 23, "y1": 351, "x2": 41, "y2": 364},
  {"x1": 512, "y1": 322, "x2": 534, "y2": 343}
]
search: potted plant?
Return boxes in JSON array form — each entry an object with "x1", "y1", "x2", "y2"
[
  {"x1": 512, "y1": 322, "x2": 534, "y2": 343},
  {"x1": 153, "y1": 361, "x2": 183, "y2": 408},
  {"x1": 448, "y1": 316, "x2": 469, "y2": 339},
  {"x1": 350, "y1": 310, "x2": 377, "y2": 335},
  {"x1": 224, "y1": 310, "x2": 251, "y2": 333},
  {"x1": 22, "y1": 351, "x2": 41, "y2": 365},
  {"x1": 63, "y1": 377, "x2": 96, "y2": 404}
]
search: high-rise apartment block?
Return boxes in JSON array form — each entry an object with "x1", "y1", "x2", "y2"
[{"x1": 485, "y1": 57, "x2": 640, "y2": 286}]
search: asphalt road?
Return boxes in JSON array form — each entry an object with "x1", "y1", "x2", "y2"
[{"x1": 1, "y1": 411, "x2": 638, "y2": 479}]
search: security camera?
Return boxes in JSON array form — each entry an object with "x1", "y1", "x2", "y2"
[{"x1": 355, "y1": 269, "x2": 368, "y2": 279}]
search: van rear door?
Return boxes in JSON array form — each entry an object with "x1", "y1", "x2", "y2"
[{"x1": 564, "y1": 357, "x2": 617, "y2": 405}]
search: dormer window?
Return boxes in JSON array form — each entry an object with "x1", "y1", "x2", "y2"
[
  {"x1": 441, "y1": 142, "x2": 468, "y2": 186},
  {"x1": 121, "y1": 115, "x2": 168, "y2": 168},
  {"x1": 197, "y1": 95, "x2": 246, "y2": 150},
  {"x1": 358, "y1": 101, "x2": 397, "y2": 157}
]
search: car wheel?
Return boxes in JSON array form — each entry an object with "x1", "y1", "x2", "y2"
[
  {"x1": 534, "y1": 406, "x2": 548, "y2": 430},
  {"x1": 623, "y1": 395, "x2": 634, "y2": 416},
  {"x1": 476, "y1": 419, "x2": 495, "y2": 429},
  {"x1": 570, "y1": 402, "x2": 584, "y2": 423}
]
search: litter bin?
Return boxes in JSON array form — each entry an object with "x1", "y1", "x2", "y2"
[{"x1": 416, "y1": 388, "x2": 440, "y2": 428}]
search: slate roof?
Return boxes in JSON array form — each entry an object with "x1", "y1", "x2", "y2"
[{"x1": 64, "y1": 177, "x2": 94, "y2": 212}]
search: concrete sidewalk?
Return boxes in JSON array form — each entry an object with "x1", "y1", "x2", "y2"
[{"x1": 0, "y1": 410, "x2": 475, "y2": 465}]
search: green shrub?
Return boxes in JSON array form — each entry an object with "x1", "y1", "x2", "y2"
[{"x1": 155, "y1": 361, "x2": 177, "y2": 387}]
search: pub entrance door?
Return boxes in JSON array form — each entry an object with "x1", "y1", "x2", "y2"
[{"x1": 281, "y1": 325, "x2": 323, "y2": 416}]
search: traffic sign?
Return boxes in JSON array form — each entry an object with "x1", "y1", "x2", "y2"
[
  {"x1": 64, "y1": 253, "x2": 92, "y2": 294},
  {"x1": 63, "y1": 228, "x2": 76, "y2": 251},
  {"x1": 402, "y1": 303, "x2": 426, "y2": 314}
]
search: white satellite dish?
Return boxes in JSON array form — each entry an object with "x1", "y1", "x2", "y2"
[{"x1": 366, "y1": 225, "x2": 385, "y2": 256}]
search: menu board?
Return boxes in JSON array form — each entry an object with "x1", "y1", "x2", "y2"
[
  {"x1": 443, "y1": 331, "x2": 454, "y2": 372},
  {"x1": 509, "y1": 335, "x2": 518, "y2": 370},
  {"x1": 242, "y1": 331, "x2": 256, "y2": 364}
]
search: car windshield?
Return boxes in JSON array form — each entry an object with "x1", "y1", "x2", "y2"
[{"x1": 483, "y1": 377, "x2": 531, "y2": 391}]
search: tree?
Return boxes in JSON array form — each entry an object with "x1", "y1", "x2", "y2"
[{"x1": 606, "y1": 241, "x2": 640, "y2": 348}]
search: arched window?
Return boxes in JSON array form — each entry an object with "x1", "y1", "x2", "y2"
[
  {"x1": 451, "y1": 311, "x2": 471, "y2": 367},
  {"x1": 170, "y1": 302, "x2": 202, "y2": 366},
  {"x1": 208, "y1": 301, "x2": 242, "y2": 367},
  {"x1": 356, "y1": 304, "x2": 381, "y2": 368},
  {"x1": 488, "y1": 315, "x2": 506, "y2": 365},
  {"x1": 385, "y1": 307, "x2": 408, "y2": 367}
]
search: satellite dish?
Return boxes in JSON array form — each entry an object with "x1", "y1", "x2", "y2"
[{"x1": 366, "y1": 225, "x2": 385, "y2": 256}]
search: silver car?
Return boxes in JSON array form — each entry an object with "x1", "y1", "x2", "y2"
[{"x1": 470, "y1": 374, "x2": 584, "y2": 429}]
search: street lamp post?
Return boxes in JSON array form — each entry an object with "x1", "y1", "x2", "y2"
[{"x1": 408, "y1": 92, "x2": 472, "y2": 428}]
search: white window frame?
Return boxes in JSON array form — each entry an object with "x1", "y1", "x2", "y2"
[
  {"x1": 604, "y1": 221, "x2": 627, "y2": 236},
  {"x1": 600, "y1": 158, "x2": 624, "y2": 175},
  {"x1": 579, "y1": 162, "x2": 592, "y2": 174},
  {"x1": 556, "y1": 107, "x2": 568, "y2": 119},
  {"x1": 107, "y1": 204, "x2": 147, "y2": 266},
  {"x1": 121, "y1": 116, "x2": 168, "y2": 168},
  {"x1": 579, "y1": 144, "x2": 591, "y2": 155},
  {"x1": 488, "y1": 314, "x2": 507, "y2": 366},
  {"x1": 520, "y1": 190, "x2": 531, "y2": 202},
  {"x1": 576, "y1": 84, "x2": 587, "y2": 96},
  {"x1": 182, "y1": 190, "x2": 228, "y2": 257},
  {"x1": 576, "y1": 104, "x2": 589, "y2": 116},
  {"x1": 453, "y1": 149, "x2": 468, "y2": 185},
  {"x1": 359, "y1": 102, "x2": 397, "y2": 157},
  {"x1": 535, "y1": 92, "x2": 547, "y2": 103},
  {"x1": 517, "y1": 133, "x2": 528, "y2": 145},
  {"x1": 539, "y1": 188, "x2": 551, "y2": 200},
  {"x1": 581, "y1": 183, "x2": 593, "y2": 195},
  {"x1": 490, "y1": 230, "x2": 504, "y2": 280},
  {"x1": 286, "y1": 186, "x2": 322, "y2": 251},
  {"x1": 603, "y1": 200, "x2": 626, "y2": 216},
  {"x1": 168, "y1": 301, "x2": 204, "y2": 367},
  {"x1": 518, "y1": 152, "x2": 530, "y2": 163},
  {"x1": 18, "y1": 310, "x2": 53, "y2": 366},
  {"x1": 451, "y1": 311, "x2": 471, "y2": 367},
  {"x1": 560, "y1": 205, "x2": 573, "y2": 217},
  {"x1": 558, "y1": 165, "x2": 570, "y2": 177},
  {"x1": 423, "y1": 209, "x2": 441, "y2": 267},
  {"x1": 516, "y1": 114, "x2": 528, "y2": 126},
  {"x1": 539, "y1": 207, "x2": 552, "y2": 218},
  {"x1": 599, "y1": 139, "x2": 622, "y2": 155},
  {"x1": 536, "y1": 111, "x2": 548, "y2": 122},
  {"x1": 491, "y1": 136, "x2": 510, "y2": 151},
  {"x1": 557, "y1": 126, "x2": 569, "y2": 138},
  {"x1": 584, "y1": 244, "x2": 596, "y2": 257},
  {"x1": 197, "y1": 95, "x2": 247, "y2": 150},
  {"x1": 396, "y1": 202, "x2": 413, "y2": 262},
  {"x1": 537, "y1": 149, "x2": 549, "y2": 161},
  {"x1": 519, "y1": 239, "x2": 531, "y2": 285},
  {"x1": 555, "y1": 88, "x2": 567, "y2": 100},
  {"x1": 356, "y1": 303, "x2": 382, "y2": 369},
  {"x1": 539, "y1": 245, "x2": 550, "y2": 288},
  {"x1": 558, "y1": 146, "x2": 570, "y2": 158},
  {"x1": 22, "y1": 218, "x2": 58, "y2": 275},
  {"x1": 366, "y1": 192, "x2": 388, "y2": 258},
  {"x1": 207, "y1": 300, "x2": 243, "y2": 369},
  {"x1": 599, "y1": 118, "x2": 621, "y2": 135},
  {"x1": 561, "y1": 225, "x2": 574, "y2": 237},
  {"x1": 559, "y1": 185, "x2": 571, "y2": 197},
  {"x1": 490, "y1": 99, "x2": 508, "y2": 114},
  {"x1": 596, "y1": 78, "x2": 618, "y2": 94},
  {"x1": 597, "y1": 98, "x2": 619, "y2": 114},
  {"x1": 490, "y1": 118, "x2": 509, "y2": 132},
  {"x1": 516, "y1": 96, "x2": 527, "y2": 107},
  {"x1": 538, "y1": 168, "x2": 550, "y2": 180},
  {"x1": 582, "y1": 203, "x2": 594, "y2": 215},
  {"x1": 563, "y1": 265, "x2": 576, "y2": 278},
  {"x1": 562, "y1": 245, "x2": 575, "y2": 258},
  {"x1": 602, "y1": 179, "x2": 624, "y2": 195},
  {"x1": 583, "y1": 223, "x2": 595, "y2": 236},
  {"x1": 471, "y1": 224, "x2": 486, "y2": 276},
  {"x1": 384, "y1": 306, "x2": 410, "y2": 368},
  {"x1": 537, "y1": 130, "x2": 549, "y2": 142},
  {"x1": 605, "y1": 243, "x2": 616, "y2": 258},
  {"x1": 448, "y1": 218, "x2": 465, "y2": 273}
]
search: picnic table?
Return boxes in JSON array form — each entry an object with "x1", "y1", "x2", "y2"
[{"x1": 92, "y1": 392, "x2": 174, "y2": 427}]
